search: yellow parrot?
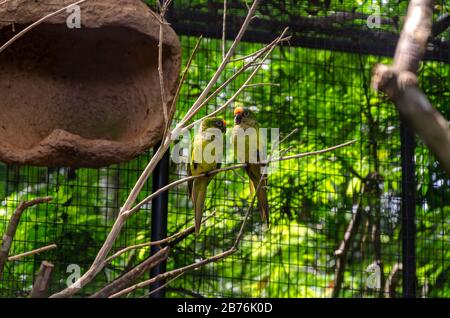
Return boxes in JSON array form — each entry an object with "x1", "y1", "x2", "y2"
[
  {"x1": 188, "y1": 117, "x2": 226, "y2": 233},
  {"x1": 232, "y1": 106, "x2": 269, "y2": 225}
]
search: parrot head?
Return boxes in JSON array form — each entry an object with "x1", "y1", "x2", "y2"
[
  {"x1": 201, "y1": 117, "x2": 227, "y2": 133},
  {"x1": 234, "y1": 106, "x2": 257, "y2": 127}
]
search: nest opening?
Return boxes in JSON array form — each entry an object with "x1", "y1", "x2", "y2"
[{"x1": 0, "y1": 24, "x2": 173, "y2": 150}]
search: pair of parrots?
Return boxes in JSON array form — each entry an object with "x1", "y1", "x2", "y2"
[{"x1": 187, "y1": 106, "x2": 269, "y2": 233}]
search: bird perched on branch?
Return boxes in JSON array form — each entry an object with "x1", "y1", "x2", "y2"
[
  {"x1": 188, "y1": 117, "x2": 226, "y2": 233},
  {"x1": 232, "y1": 106, "x2": 269, "y2": 225}
]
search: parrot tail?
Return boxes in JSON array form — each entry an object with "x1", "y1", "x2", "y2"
[
  {"x1": 253, "y1": 178, "x2": 269, "y2": 225},
  {"x1": 192, "y1": 178, "x2": 209, "y2": 234},
  {"x1": 247, "y1": 165, "x2": 270, "y2": 226}
]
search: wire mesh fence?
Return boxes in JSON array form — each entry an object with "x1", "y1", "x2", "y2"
[{"x1": 0, "y1": 0, "x2": 449, "y2": 298}]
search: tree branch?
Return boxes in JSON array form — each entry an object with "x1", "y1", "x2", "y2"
[
  {"x1": 30, "y1": 261, "x2": 54, "y2": 298},
  {"x1": 384, "y1": 263, "x2": 402, "y2": 298},
  {"x1": 8, "y1": 244, "x2": 57, "y2": 261},
  {"x1": 90, "y1": 247, "x2": 170, "y2": 298},
  {"x1": 104, "y1": 211, "x2": 216, "y2": 264},
  {"x1": 0, "y1": 196, "x2": 52, "y2": 279},
  {"x1": 50, "y1": 1, "x2": 264, "y2": 297},
  {"x1": 372, "y1": 0, "x2": 450, "y2": 176},
  {"x1": 0, "y1": 0, "x2": 88, "y2": 54},
  {"x1": 332, "y1": 184, "x2": 366, "y2": 298}
]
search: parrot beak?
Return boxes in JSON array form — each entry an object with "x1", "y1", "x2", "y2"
[
  {"x1": 220, "y1": 120, "x2": 226, "y2": 133},
  {"x1": 234, "y1": 113, "x2": 242, "y2": 125},
  {"x1": 234, "y1": 106, "x2": 244, "y2": 125}
]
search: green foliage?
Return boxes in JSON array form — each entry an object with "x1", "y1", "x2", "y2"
[{"x1": 0, "y1": 0, "x2": 449, "y2": 298}]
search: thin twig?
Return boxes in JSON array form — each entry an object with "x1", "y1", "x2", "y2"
[
  {"x1": 229, "y1": 36, "x2": 291, "y2": 63},
  {"x1": 127, "y1": 140, "x2": 356, "y2": 216},
  {"x1": 0, "y1": 196, "x2": 52, "y2": 279},
  {"x1": 178, "y1": 0, "x2": 260, "y2": 126},
  {"x1": 8, "y1": 244, "x2": 57, "y2": 261},
  {"x1": 384, "y1": 263, "x2": 402, "y2": 298},
  {"x1": 157, "y1": 2, "x2": 169, "y2": 125},
  {"x1": 184, "y1": 28, "x2": 289, "y2": 131},
  {"x1": 141, "y1": 273, "x2": 184, "y2": 298},
  {"x1": 372, "y1": 0, "x2": 450, "y2": 176},
  {"x1": 51, "y1": 0, "x2": 288, "y2": 298},
  {"x1": 222, "y1": 0, "x2": 227, "y2": 59},
  {"x1": 332, "y1": 185, "x2": 366, "y2": 298},
  {"x1": 163, "y1": 35, "x2": 204, "y2": 140},
  {"x1": 244, "y1": 83, "x2": 280, "y2": 88},
  {"x1": 109, "y1": 132, "x2": 288, "y2": 298},
  {"x1": 0, "y1": 0, "x2": 88, "y2": 54},
  {"x1": 90, "y1": 247, "x2": 170, "y2": 298},
  {"x1": 104, "y1": 211, "x2": 216, "y2": 264}
]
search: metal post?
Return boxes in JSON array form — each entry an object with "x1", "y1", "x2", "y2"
[
  {"x1": 400, "y1": 122, "x2": 417, "y2": 298},
  {"x1": 150, "y1": 142, "x2": 170, "y2": 298}
]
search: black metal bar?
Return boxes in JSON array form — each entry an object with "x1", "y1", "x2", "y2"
[
  {"x1": 169, "y1": 11, "x2": 450, "y2": 63},
  {"x1": 400, "y1": 122, "x2": 417, "y2": 298},
  {"x1": 150, "y1": 142, "x2": 170, "y2": 298}
]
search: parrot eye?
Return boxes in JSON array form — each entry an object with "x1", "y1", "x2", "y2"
[
  {"x1": 243, "y1": 110, "x2": 249, "y2": 117},
  {"x1": 216, "y1": 120, "x2": 223, "y2": 128}
]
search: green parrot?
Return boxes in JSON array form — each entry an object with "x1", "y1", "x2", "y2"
[
  {"x1": 232, "y1": 106, "x2": 269, "y2": 225},
  {"x1": 188, "y1": 117, "x2": 227, "y2": 233}
]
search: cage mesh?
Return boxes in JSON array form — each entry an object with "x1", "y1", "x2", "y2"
[{"x1": 0, "y1": 0, "x2": 449, "y2": 298}]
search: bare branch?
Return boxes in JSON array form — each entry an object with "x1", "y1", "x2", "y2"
[
  {"x1": 222, "y1": 0, "x2": 227, "y2": 59},
  {"x1": 90, "y1": 247, "x2": 170, "y2": 298},
  {"x1": 144, "y1": 273, "x2": 183, "y2": 298},
  {"x1": 184, "y1": 28, "x2": 289, "y2": 131},
  {"x1": 109, "y1": 129, "x2": 291, "y2": 298},
  {"x1": 163, "y1": 35, "x2": 204, "y2": 139},
  {"x1": 332, "y1": 185, "x2": 366, "y2": 298},
  {"x1": 128, "y1": 140, "x2": 356, "y2": 217},
  {"x1": 8, "y1": 244, "x2": 57, "y2": 261},
  {"x1": 158, "y1": 22, "x2": 169, "y2": 125},
  {"x1": 372, "y1": 0, "x2": 450, "y2": 176},
  {"x1": 178, "y1": 0, "x2": 261, "y2": 126},
  {"x1": 50, "y1": 0, "x2": 262, "y2": 298},
  {"x1": 104, "y1": 211, "x2": 216, "y2": 264},
  {"x1": 385, "y1": 263, "x2": 403, "y2": 298},
  {"x1": 31, "y1": 261, "x2": 54, "y2": 298},
  {"x1": 0, "y1": 196, "x2": 52, "y2": 279},
  {"x1": 0, "y1": 0, "x2": 88, "y2": 54}
]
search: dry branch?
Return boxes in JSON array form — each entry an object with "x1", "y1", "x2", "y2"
[
  {"x1": 90, "y1": 247, "x2": 170, "y2": 298},
  {"x1": 109, "y1": 169, "x2": 264, "y2": 299},
  {"x1": 8, "y1": 244, "x2": 57, "y2": 261},
  {"x1": 109, "y1": 128, "x2": 301, "y2": 298},
  {"x1": 50, "y1": 0, "x2": 263, "y2": 298},
  {"x1": 104, "y1": 211, "x2": 215, "y2": 264},
  {"x1": 372, "y1": 0, "x2": 450, "y2": 176},
  {"x1": 31, "y1": 261, "x2": 54, "y2": 298},
  {"x1": 222, "y1": 0, "x2": 227, "y2": 59},
  {"x1": 0, "y1": 0, "x2": 88, "y2": 54},
  {"x1": 128, "y1": 140, "x2": 356, "y2": 216},
  {"x1": 332, "y1": 184, "x2": 366, "y2": 298},
  {"x1": 385, "y1": 263, "x2": 402, "y2": 298},
  {"x1": 0, "y1": 196, "x2": 52, "y2": 279},
  {"x1": 49, "y1": 0, "x2": 353, "y2": 298}
]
